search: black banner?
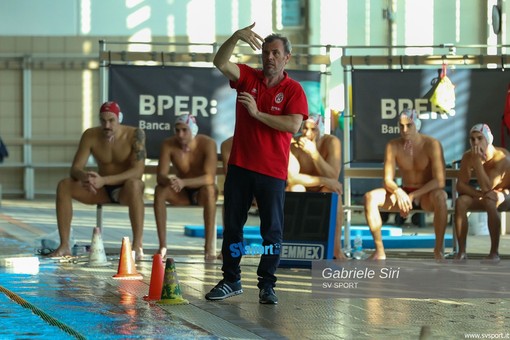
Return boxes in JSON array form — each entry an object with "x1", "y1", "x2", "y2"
[
  {"x1": 352, "y1": 69, "x2": 510, "y2": 164},
  {"x1": 108, "y1": 65, "x2": 321, "y2": 159}
]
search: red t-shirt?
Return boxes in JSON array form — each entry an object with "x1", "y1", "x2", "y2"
[{"x1": 228, "y1": 64, "x2": 309, "y2": 180}]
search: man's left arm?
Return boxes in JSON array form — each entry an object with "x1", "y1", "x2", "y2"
[
  {"x1": 287, "y1": 150, "x2": 342, "y2": 194},
  {"x1": 254, "y1": 111, "x2": 304, "y2": 134},
  {"x1": 488, "y1": 156, "x2": 510, "y2": 191},
  {"x1": 311, "y1": 136, "x2": 341, "y2": 179},
  {"x1": 181, "y1": 139, "x2": 218, "y2": 189},
  {"x1": 412, "y1": 139, "x2": 446, "y2": 200},
  {"x1": 102, "y1": 128, "x2": 146, "y2": 186}
]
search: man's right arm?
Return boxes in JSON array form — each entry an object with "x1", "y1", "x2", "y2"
[
  {"x1": 180, "y1": 139, "x2": 218, "y2": 188},
  {"x1": 383, "y1": 141, "x2": 399, "y2": 194},
  {"x1": 156, "y1": 141, "x2": 171, "y2": 186},
  {"x1": 471, "y1": 153, "x2": 492, "y2": 192},
  {"x1": 70, "y1": 131, "x2": 92, "y2": 182},
  {"x1": 214, "y1": 23, "x2": 263, "y2": 82},
  {"x1": 383, "y1": 141, "x2": 413, "y2": 214},
  {"x1": 456, "y1": 152, "x2": 482, "y2": 198},
  {"x1": 220, "y1": 137, "x2": 232, "y2": 175},
  {"x1": 287, "y1": 148, "x2": 342, "y2": 194},
  {"x1": 310, "y1": 136, "x2": 341, "y2": 179}
]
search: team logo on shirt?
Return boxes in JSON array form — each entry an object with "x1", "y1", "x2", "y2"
[{"x1": 275, "y1": 92, "x2": 284, "y2": 104}]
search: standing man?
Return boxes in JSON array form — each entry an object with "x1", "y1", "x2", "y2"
[
  {"x1": 363, "y1": 109, "x2": 447, "y2": 260},
  {"x1": 286, "y1": 113, "x2": 345, "y2": 260},
  {"x1": 47, "y1": 101, "x2": 146, "y2": 259},
  {"x1": 153, "y1": 114, "x2": 218, "y2": 260},
  {"x1": 205, "y1": 23, "x2": 308, "y2": 304},
  {"x1": 455, "y1": 124, "x2": 510, "y2": 261}
]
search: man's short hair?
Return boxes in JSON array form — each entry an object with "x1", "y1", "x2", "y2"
[{"x1": 263, "y1": 34, "x2": 292, "y2": 54}]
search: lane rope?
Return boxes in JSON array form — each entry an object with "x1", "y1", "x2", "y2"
[{"x1": 0, "y1": 284, "x2": 86, "y2": 340}]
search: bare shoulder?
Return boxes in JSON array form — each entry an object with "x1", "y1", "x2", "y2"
[
  {"x1": 495, "y1": 146, "x2": 510, "y2": 157},
  {"x1": 221, "y1": 136, "x2": 233, "y2": 148},
  {"x1": 113, "y1": 125, "x2": 145, "y2": 143},
  {"x1": 161, "y1": 136, "x2": 177, "y2": 148},
  {"x1": 495, "y1": 147, "x2": 510, "y2": 165},
  {"x1": 82, "y1": 126, "x2": 100, "y2": 138},
  {"x1": 196, "y1": 134, "x2": 217, "y2": 152},
  {"x1": 321, "y1": 134, "x2": 340, "y2": 144},
  {"x1": 195, "y1": 134, "x2": 216, "y2": 144},
  {"x1": 80, "y1": 127, "x2": 102, "y2": 144},
  {"x1": 422, "y1": 135, "x2": 443, "y2": 154},
  {"x1": 387, "y1": 137, "x2": 401, "y2": 148},
  {"x1": 423, "y1": 134, "x2": 441, "y2": 146},
  {"x1": 125, "y1": 125, "x2": 145, "y2": 138},
  {"x1": 319, "y1": 134, "x2": 341, "y2": 150}
]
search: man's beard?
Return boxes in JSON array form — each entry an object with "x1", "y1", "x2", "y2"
[
  {"x1": 263, "y1": 64, "x2": 278, "y2": 77},
  {"x1": 103, "y1": 130, "x2": 114, "y2": 143}
]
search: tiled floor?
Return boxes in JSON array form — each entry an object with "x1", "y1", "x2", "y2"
[{"x1": 1, "y1": 199, "x2": 510, "y2": 339}]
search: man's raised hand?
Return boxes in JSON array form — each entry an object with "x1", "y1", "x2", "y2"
[{"x1": 235, "y1": 22, "x2": 264, "y2": 51}]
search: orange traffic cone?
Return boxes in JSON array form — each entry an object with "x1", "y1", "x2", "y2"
[
  {"x1": 157, "y1": 258, "x2": 189, "y2": 305},
  {"x1": 143, "y1": 254, "x2": 165, "y2": 301},
  {"x1": 88, "y1": 227, "x2": 110, "y2": 267},
  {"x1": 112, "y1": 237, "x2": 143, "y2": 280}
]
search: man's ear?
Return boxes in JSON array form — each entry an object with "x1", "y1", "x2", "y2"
[{"x1": 284, "y1": 53, "x2": 291, "y2": 65}]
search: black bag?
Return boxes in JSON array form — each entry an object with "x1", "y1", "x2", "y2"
[
  {"x1": 501, "y1": 84, "x2": 510, "y2": 147},
  {"x1": 0, "y1": 137, "x2": 9, "y2": 163}
]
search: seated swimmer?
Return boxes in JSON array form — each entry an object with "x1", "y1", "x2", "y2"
[
  {"x1": 154, "y1": 114, "x2": 218, "y2": 260},
  {"x1": 454, "y1": 124, "x2": 510, "y2": 262},
  {"x1": 287, "y1": 113, "x2": 346, "y2": 260},
  {"x1": 363, "y1": 109, "x2": 448, "y2": 260},
  {"x1": 47, "y1": 101, "x2": 146, "y2": 260}
]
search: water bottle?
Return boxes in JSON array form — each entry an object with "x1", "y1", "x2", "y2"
[{"x1": 353, "y1": 234, "x2": 365, "y2": 260}]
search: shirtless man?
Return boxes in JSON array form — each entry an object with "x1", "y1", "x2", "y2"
[
  {"x1": 364, "y1": 109, "x2": 447, "y2": 260},
  {"x1": 454, "y1": 124, "x2": 510, "y2": 261},
  {"x1": 47, "y1": 101, "x2": 146, "y2": 259},
  {"x1": 154, "y1": 114, "x2": 218, "y2": 260},
  {"x1": 286, "y1": 113, "x2": 345, "y2": 260},
  {"x1": 220, "y1": 136, "x2": 233, "y2": 175}
]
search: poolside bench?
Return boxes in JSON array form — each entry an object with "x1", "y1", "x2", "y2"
[
  {"x1": 95, "y1": 161, "x2": 225, "y2": 230},
  {"x1": 343, "y1": 167, "x2": 510, "y2": 254}
]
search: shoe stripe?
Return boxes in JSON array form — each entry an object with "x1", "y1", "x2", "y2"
[
  {"x1": 219, "y1": 285, "x2": 232, "y2": 295},
  {"x1": 206, "y1": 282, "x2": 243, "y2": 300}
]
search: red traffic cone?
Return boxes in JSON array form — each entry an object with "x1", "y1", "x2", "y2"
[
  {"x1": 88, "y1": 227, "x2": 110, "y2": 267},
  {"x1": 113, "y1": 237, "x2": 143, "y2": 280},
  {"x1": 157, "y1": 258, "x2": 189, "y2": 305},
  {"x1": 143, "y1": 254, "x2": 165, "y2": 301}
]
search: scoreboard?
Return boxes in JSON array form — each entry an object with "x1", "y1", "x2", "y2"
[{"x1": 279, "y1": 192, "x2": 337, "y2": 268}]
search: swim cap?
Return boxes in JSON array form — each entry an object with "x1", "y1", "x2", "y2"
[
  {"x1": 470, "y1": 123, "x2": 493, "y2": 145},
  {"x1": 399, "y1": 108, "x2": 421, "y2": 131},
  {"x1": 100, "y1": 101, "x2": 123, "y2": 123},
  {"x1": 174, "y1": 114, "x2": 199, "y2": 137},
  {"x1": 305, "y1": 113, "x2": 325, "y2": 136}
]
